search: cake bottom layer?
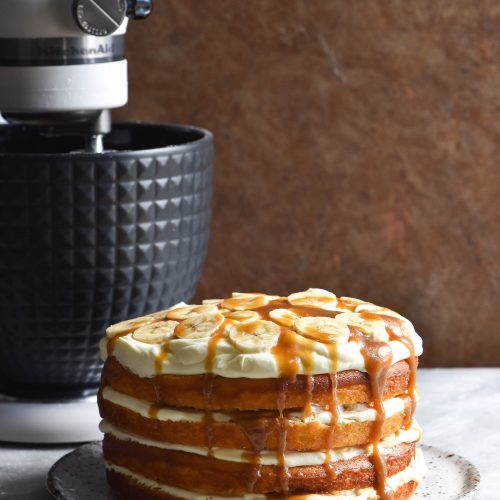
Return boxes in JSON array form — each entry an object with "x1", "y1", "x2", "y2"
[
  {"x1": 105, "y1": 448, "x2": 425, "y2": 500},
  {"x1": 103, "y1": 433, "x2": 417, "y2": 494}
]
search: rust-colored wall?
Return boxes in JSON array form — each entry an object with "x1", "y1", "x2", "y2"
[{"x1": 117, "y1": 1, "x2": 500, "y2": 367}]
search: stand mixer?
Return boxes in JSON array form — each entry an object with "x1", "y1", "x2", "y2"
[{"x1": 0, "y1": 0, "x2": 214, "y2": 442}]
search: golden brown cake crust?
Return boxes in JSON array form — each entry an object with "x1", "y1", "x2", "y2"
[
  {"x1": 98, "y1": 395, "x2": 411, "y2": 451},
  {"x1": 101, "y1": 356, "x2": 415, "y2": 410},
  {"x1": 103, "y1": 435, "x2": 415, "y2": 495}
]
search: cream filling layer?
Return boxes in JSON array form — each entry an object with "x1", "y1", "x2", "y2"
[
  {"x1": 102, "y1": 386, "x2": 408, "y2": 424},
  {"x1": 100, "y1": 419, "x2": 422, "y2": 467},
  {"x1": 105, "y1": 448, "x2": 426, "y2": 500},
  {"x1": 100, "y1": 327, "x2": 423, "y2": 379}
]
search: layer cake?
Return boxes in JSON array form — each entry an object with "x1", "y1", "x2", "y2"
[{"x1": 98, "y1": 289, "x2": 426, "y2": 499}]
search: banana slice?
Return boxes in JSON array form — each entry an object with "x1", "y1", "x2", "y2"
[
  {"x1": 166, "y1": 304, "x2": 219, "y2": 321},
  {"x1": 356, "y1": 306, "x2": 414, "y2": 336},
  {"x1": 269, "y1": 308, "x2": 299, "y2": 327},
  {"x1": 294, "y1": 316, "x2": 350, "y2": 344},
  {"x1": 106, "y1": 316, "x2": 153, "y2": 339},
  {"x1": 354, "y1": 303, "x2": 404, "y2": 320},
  {"x1": 334, "y1": 312, "x2": 389, "y2": 341},
  {"x1": 287, "y1": 288, "x2": 338, "y2": 310},
  {"x1": 132, "y1": 321, "x2": 178, "y2": 344},
  {"x1": 175, "y1": 312, "x2": 225, "y2": 339},
  {"x1": 224, "y1": 310, "x2": 261, "y2": 323},
  {"x1": 145, "y1": 302, "x2": 190, "y2": 321},
  {"x1": 337, "y1": 296, "x2": 371, "y2": 311},
  {"x1": 231, "y1": 292, "x2": 281, "y2": 300},
  {"x1": 202, "y1": 298, "x2": 224, "y2": 305},
  {"x1": 228, "y1": 320, "x2": 280, "y2": 353},
  {"x1": 221, "y1": 294, "x2": 268, "y2": 311}
]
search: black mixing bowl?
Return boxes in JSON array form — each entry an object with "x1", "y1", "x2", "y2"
[{"x1": 0, "y1": 123, "x2": 213, "y2": 398}]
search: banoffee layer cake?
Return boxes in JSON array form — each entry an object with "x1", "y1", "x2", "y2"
[{"x1": 98, "y1": 289, "x2": 426, "y2": 500}]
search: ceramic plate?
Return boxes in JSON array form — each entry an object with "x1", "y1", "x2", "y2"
[
  {"x1": 414, "y1": 445, "x2": 480, "y2": 499},
  {"x1": 47, "y1": 442, "x2": 480, "y2": 499}
]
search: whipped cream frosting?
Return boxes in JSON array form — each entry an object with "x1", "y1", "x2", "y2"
[
  {"x1": 100, "y1": 332, "x2": 422, "y2": 379},
  {"x1": 105, "y1": 448, "x2": 426, "y2": 500},
  {"x1": 101, "y1": 293, "x2": 423, "y2": 379},
  {"x1": 102, "y1": 386, "x2": 409, "y2": 424},
  {"x1": 100, "y1": 419, "x2": 422, "y2": 467}
]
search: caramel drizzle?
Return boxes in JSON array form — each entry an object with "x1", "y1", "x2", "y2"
[
  {"x1": 276, "y1": 377, "x2": 291, "y2": 493},
  {"x1": 202, "y1": 323, "x2": 226, "y2": 457},
  {"x1": 106, "y1": 336, "x2": 119, "y2": 357},
  {"x1": 271, "y1": 327, "x2": 301, "y2": 494},
  {"x1": 155, "y1": 341, "x2": 171, "y2": 375},
  {"x1": 257, "y1": 301, "x2": 342, "y2": 492},
  {"x1": 323, "y1": 343, "x2": 339, "y2": 479},
  {"x1": 148, "y1": 404, "x2": 160, "y2": 419},
  {"x1": 151, "y1": 336, "x2": 173, "y2": 417},
  {"x1": 304, "y1": 375, "x2": 314, "y2": 418},
  {"x1": 353, "y1": 327, "x2": 394, "y2": 500},
  {"x1": 237, "y1": 416, "x2": 269, "y2": 492},
  {"x1": 376, "y1": 313, "x2": 417, "y2": 428}
]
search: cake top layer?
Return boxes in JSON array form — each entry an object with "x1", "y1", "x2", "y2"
[{"x1": 101, "y1": 289, "x2": 423, "y2": 379}]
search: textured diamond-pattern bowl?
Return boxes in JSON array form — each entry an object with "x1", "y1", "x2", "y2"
[{"x1": 0, "y1": 123, "x2": 213, "y2": 397}]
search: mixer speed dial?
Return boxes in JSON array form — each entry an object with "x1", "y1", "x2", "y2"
[{"x1": 74, "y1": 0, "x2": 128, "y2": 36}]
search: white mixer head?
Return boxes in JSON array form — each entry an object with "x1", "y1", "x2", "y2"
[{"x1": 0, "y1": 0, "x2": 152, "y2": 148}]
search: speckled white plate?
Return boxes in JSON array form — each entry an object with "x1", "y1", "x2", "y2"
[
  {"x1": 415, "y1": 445, "x2": 480, "y2": 499},
  {"x1": 46, "y1": 442, "x2": 480, "y2": 499}
]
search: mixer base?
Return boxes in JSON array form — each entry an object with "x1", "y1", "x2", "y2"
[{"x1": 0, "y1": 394, "x2": 102, "y2": 444}]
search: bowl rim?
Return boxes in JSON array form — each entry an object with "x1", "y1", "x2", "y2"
[{"x1": 0, "y1": 121, "x2": 213, "y2": 159}]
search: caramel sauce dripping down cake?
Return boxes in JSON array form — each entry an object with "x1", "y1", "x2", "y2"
[{"x1": 98, "y1": 289, "x2": 426, "y2": 499}]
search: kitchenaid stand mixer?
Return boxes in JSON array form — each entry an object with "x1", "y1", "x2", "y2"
[{"x1": 0, "y1": 0, "x2": 214, "y2": 442}]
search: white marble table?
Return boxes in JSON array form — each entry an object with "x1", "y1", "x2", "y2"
[
  {"x1": 416, "y1": 368, "x2": 500, "y2": 500},
  {"x1": 0, "y1": 368, "x2": 498, "y2": 499}
]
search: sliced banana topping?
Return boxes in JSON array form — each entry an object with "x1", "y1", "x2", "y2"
[
  {"x1": 224, "y1": 310, "x2": 261, "y2": 323},
  {"x1": 146, "y1": 309, "x2": 174, "y2": 321},
  {"x1": 353, "y1": 302, "x2": 383, "y2": 313},
  {"x1": 231, "y1": 292, "x2": 281, "y2": 300},
  {"x1": 355, "y1": 303, "x2": 406, "y2": 321},
  {"x1": 221, "y1": 294, "x2": 269, "y2": 311},
  {"x1": 337, "y1": 296, "x2": 371, "y2": 311},
  {"x1": 132, "y1": 321, "x2": 178, "y2": 344},
  {"x1": 145, "y1": 302, "x2": 190, "y2": 321},
  {"x1": 287, "y1": 288, "x2": 338, "y2": 310},
  {"x1": 106, "y1": 316, "x2": 154, "y2": 339},
  {"x1": 294, "y1": 316, "x2": 350, "y2": 344},
  {"x1": 202, "y1": 298, "x2": 224, "y2": 305},
  {"x1": 357, "y1": 307, "x2": 414, "y2": 337},
  {"x1": 269, "y1": 308, "x2": 299, "y2": 327},
  {"x1": 335, "y1": 312, "x2": 389, "y2": 341},
  {"x1": 175, "y1": 312, "x2": 225, "y2": 339},
  {"x1": 166, "y1": 304, "x2": 219, "y2": 321},
  {"x1": 228, "y1": 320, "x2": 280, "y2": 353}
]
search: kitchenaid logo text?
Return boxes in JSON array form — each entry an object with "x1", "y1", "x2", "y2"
[
  {"x1": 38, "y1": 42, "x2": 116, "y2": 59},
  {"x1": 0, "y1": 36, "x2": 125, "y2": 66}
]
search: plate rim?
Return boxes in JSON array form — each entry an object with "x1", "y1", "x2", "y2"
[
  {"x1": 418, "y1": 443, "x2": 481, "y2": 500},
  {"x1": 46, "y1": 440, "x2": 103, "y2": 499}
]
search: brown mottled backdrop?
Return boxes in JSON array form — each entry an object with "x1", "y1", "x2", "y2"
[{"x1": 116, "y1": 1, "x2": 500, "y2": 367}]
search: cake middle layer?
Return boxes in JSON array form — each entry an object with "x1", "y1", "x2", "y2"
[
  {"x1": 99, "y1": 418, "x2": 421, "y2": 465},
  {"x1": 99, "y1": 386, "x2": 416, "y2": 450}
]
